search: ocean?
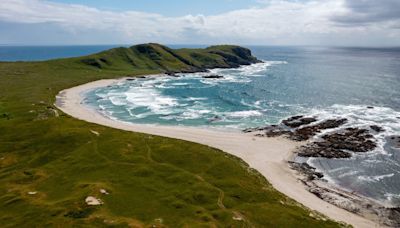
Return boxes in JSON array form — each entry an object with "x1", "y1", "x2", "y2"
[
  {"x1": 0, "y1": 45, "x2": 208, "y2": 61},
  {"x1": 3, "y1": 45, "x2": 400, "y2": 206}
]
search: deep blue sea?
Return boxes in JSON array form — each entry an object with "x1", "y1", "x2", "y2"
[
  {"x1": 0, "y1": 45, "x2": 208, "y2": 61},
  {"x1": 0, "y1": 45, "x2": 123, "y2": 61},
  {"x1": 3, "y1": 45, "x2": 400, "y2": 206}
]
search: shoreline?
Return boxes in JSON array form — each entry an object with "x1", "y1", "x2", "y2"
[{"x1": 55, "y1": 77, "x2": 378, "y2": 227}]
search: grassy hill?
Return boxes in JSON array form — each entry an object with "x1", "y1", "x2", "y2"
[
  {"x1": 0, "y1": 44, "x2": 342, "y2": 227},
  {"x1": 77, "y1": 43, "x2": 261, "y2": 73}
]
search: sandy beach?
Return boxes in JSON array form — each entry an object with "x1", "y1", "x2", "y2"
[{"x1": 55, "y1": 78, "x2": 379, "y2": 228}]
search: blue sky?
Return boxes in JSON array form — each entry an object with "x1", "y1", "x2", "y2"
[
  {"x1": 50, "y1": 0, "x2": 259, "y2": 16},
  {"x1": 0, "y1": 0, "x2": 399, "y2": 46}
]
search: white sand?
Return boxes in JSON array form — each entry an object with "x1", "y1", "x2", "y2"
[{"x1": 55, "y1": 78, "x2": 378, "y2": 227}]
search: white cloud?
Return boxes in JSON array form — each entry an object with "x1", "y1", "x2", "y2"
[{"x1": 0, "y1": 0, "x2": 399, "y2": 46}]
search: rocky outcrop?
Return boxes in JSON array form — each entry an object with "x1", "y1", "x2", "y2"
[
  {"x1": 292, "y1": 163, "x2": 400, "y2": 227},
  {"x1": 289, "y1": 119, "x2": 348, "y2": 141},
  {"x1": 202, "y1": 75, "x2": 224, "y2": 79},
  {"x1": 282, "y1": 115, "x2": 317, "y2": 128},
  {"x1": 370, "y1": 125, "x2": 384, "y2": 133},
  {"x1": 244, "y1": 115, "x2": 378, "y2": 159},
  {"x1": 246, "y1": 115, "x2": 400, "y2": 226},
  {"x1": 288, "y1": 162, "x2": 323, "y2": 180},
  {"x1": 297, "y1": 128, "x2": 377, "y2": 158}
]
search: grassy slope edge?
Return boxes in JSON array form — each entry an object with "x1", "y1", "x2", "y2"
[{"x1": 0, "y1": 44, "x2": 342, "y2": 227}]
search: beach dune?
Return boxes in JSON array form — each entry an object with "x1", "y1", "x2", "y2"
[{"x1": 56, "y1": 78, "x2": 378, "y2": 228}]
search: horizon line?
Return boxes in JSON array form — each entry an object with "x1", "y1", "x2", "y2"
[{"x1": 1, "y1": 43, "x2": 400, "y2": 49}]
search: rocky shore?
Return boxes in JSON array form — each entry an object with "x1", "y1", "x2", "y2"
[
  {"x1": 244, "y1": 115, "x2": 380, "y2": 158},
  {"x1": 244, "y1": 114, "x2": 400, "y2": 227}
]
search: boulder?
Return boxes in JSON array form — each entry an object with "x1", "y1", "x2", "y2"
[
  {"x1": 282, "y1": 116, "x2": 317, "y2": 128},
  {"x1": 288, "y1": 161, "x2": 324, "y2": 180},
  {"x1": 370, "y1": 125, "x2": 384, "y2": 133},
  {"x1": 202, "y1": 75, "x2": 224, "y2": 79},
  {"x1": 85, "y1": 196, "x2": 103, "y2": 206}
]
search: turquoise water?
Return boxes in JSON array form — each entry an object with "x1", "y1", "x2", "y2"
[{"x1": 85, "y1": 46, "x2": 400, "y2": 206}]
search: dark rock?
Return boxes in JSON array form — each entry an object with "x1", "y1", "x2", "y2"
[
  {"x1": 126, "y1": 78, "x2": 135, "y2": 81},
  {"x1": 264, "y1": 126, "x2": 291, "y2": 137},
  {"x1": 386, "y1": 207, "x2": 400, "y2": 226},
  {"x1": 296, "y1": 127, "x2": 377, "y2": 158},
  {"x1": 243, "y1": 125, "x2": 291, "y2": 137},
  {"x1": 282, "y1": 116, "x2": 317, "y2": 128},
  {"x1": 243, "y1": 124, "x2": 279, "y2": 133},
  {"x1": 290, "y1": 119, "x2": 348, "y2": 141},
  {"x1": 166, "y1": 72, "x2": 178, "y2": 77},
  {"x1": 297, "y1": 144, "x2": 352, "y2": 159},
  {"x1": 288, "y1": 161, "x2": 324, "y2": 180},
  {"x1": 208, "y1": 116, "x2": 222, "y2": 123},
  {"x1": 180, "y1": 68, "x2": 208, "y2": 74},
  {"x1": 246, "y1": 115, "x2": 383, "y2": 159},
  {"x1": 245, "y1": 116, "x2": 347, "y2": 141},
  {"x1": 321, "y1": 128, "x2": 376, "y2": 152},
  {"x1": 367, "y1": 106, "x2": 374, "y2": 109},
  {"x1": 387, "y1": 135, "x2": 400, "y2": 149},
  {"x1": 316, "y1": 118, "x2": 348, "y2": 129},
  {"x1": 202, "y1": 75, "x2": 224, "y2": 79},
  {"x1": 370, "y1": 125, "x2": 384, "y2": 133}
]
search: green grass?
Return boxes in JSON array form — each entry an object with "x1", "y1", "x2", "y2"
[{"x1": 0, "y1": 44, "x2": 343, "y2": 227}]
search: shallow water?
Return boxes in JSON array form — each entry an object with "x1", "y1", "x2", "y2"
[{"x1": 84, "y1": 46, "x2": 400, "y2": 206}]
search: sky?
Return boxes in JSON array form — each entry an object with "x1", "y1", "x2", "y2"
[{"x1": 0, "y1": 0, "x2": 399, "y2": 46}]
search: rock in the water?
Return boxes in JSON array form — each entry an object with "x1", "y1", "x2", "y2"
[
  {"x1": 387, "y1": 135, "x2": 400, "y2": 149},
  {"x1": 290, "y1": 119, "x2": 348, "y2": 141},
  {"x1": 296, "y1": 128, "x2": 377, "y2": 158},
  {"x1": 208, "y1": 116, "x2": 222, "y2": 123},
  {"x1": 245, "y1": 117, "x2": 347, "y2": 141},
  {"x1": 166, "y1": 72, "x2": 179, "y2": 77},
  {"x1": 246, "y1": 115, "x2": 383, "y2": 159},
  {"x1": 297, "y1": 144, "x2": 352, "y2": 159},
  {"x1": 202, "y1": 75, "x2": 224, "y2": 79},
  {"x1": 282, "y1": 116, "x2": 317, "y2": 128},
  {"x1": 370, "y1": 125, "x2": 384, "y2": 133},
  {"x1": 321, "y1": 128, "x2": 376, "y2": 152}
]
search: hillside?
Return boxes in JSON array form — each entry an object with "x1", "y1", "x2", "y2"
[
  {"x1": 0, "y1": 44, "x2": 341, "y2": 227},
  {"x1": 77, "y1": 43, "x2": 261, "y2": 73}
]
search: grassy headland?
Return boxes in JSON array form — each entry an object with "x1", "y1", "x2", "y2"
[{"x1": 0, "y1": 44, "x2": 341, "y2": 227}]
